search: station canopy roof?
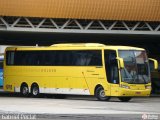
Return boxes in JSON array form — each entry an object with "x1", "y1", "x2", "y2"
[{"x1": 0, "y1": 0, "x2": 159, "y2": 21}]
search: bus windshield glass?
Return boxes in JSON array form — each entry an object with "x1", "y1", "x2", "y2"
[{"x1": 118, "y1": 50, "x2": 150, "y2": 84}]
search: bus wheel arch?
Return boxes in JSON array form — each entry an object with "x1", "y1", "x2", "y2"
[
  {"x1": 20, "y1": 82, "x2": 29, "y2": 97},
  {"x1": 31, "y1": 82, "x2": 40, "y2": 97},
  {"x1": 94, "y1": 84, "x2": 110, "y2": 101}
]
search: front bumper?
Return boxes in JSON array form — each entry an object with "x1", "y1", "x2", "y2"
[{"x1": 118, "y1": 88, "x2": 151, "y2": 97}]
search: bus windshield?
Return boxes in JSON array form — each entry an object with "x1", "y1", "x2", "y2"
[{"x1": 118, "y1": 50, "x2": 150, "y2": 84}]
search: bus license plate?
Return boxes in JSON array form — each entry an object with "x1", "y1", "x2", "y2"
[{"x1": 136, "y1": 92, "x2": 141, "y2": 94}]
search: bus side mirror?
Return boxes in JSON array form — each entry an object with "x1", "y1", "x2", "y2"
[
  {"x1": 149, "y1": 58, "x2": 158, "y2": 71},
  {"x1": 154, "y1": 60, "x2": 158, "y2": 70},
  {"x1": 117, "y1": 57, "x2": 124, "y2": 69}
]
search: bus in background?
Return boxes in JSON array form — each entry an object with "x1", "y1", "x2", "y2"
[
  {"x1": 148, "y1": 58, "x2": 160, "y2": 94},
  {"x1": 4, "y1": 43, "x2": 151, "y2": 102},
  {"x1": 0, "y1": 54, "x2": 4, "y2": 87}
]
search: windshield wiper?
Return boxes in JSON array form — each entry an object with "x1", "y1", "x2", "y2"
[
  {"x1": 130, "y1": 71, "x2": 138, "y2": 84},
  {"x1": 142, "y1": 75, "x2": 147, "y2": 84}
]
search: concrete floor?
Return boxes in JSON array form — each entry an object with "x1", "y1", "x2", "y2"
[{"x1": 0, "y1": 93, "x2": 159, "y2": 120}]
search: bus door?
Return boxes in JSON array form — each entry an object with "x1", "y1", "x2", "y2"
[{"x1": 104, "y1": 50, "x2": 119, "y2": 96}]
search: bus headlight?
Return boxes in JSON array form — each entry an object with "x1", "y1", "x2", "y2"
[
  {"x1": 120, "y1": 84, "x2": 130, "y2": 89},
  {"x1": 145, "y1": 85, "x2": 151, "y2": 89}
]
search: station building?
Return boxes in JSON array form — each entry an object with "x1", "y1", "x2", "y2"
[{"x1": 0, "y1": 0, "x2": 160, "y2": 58}]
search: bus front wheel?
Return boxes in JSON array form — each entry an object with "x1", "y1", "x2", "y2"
[
  {"x1": 31, "y1": 84, "x2": 40, "y2": 97},
  {"x1": 118, "y1": 97, "x2": 132, "y2": 102},
  {"x1": 95, "y1": 86, "x2": 110, "y2": 101}
]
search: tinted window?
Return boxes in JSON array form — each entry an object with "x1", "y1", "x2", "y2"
[
  {"x1": 105, "y1": 50, "x2": 119, "y2": 84},
  {"x1": 6, "y1": 51, "x2": 15, "y2": 65},
  {"x1": 6, "y1": 50, "x2": 102, "y2": 66}
]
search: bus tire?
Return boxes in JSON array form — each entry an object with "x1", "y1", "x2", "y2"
[
  {"x1": 20, "y1": 84, "x2": 29, "y2": 97},
  {"x1": 31, "y1": 84, "x2": 40, "y2": 98},
  {"x1": 95, "y1": 86, "x2": 110, "y2": 101},
  {"x1": 118, "y1": 97, "x2": 132, "y2": 102}
]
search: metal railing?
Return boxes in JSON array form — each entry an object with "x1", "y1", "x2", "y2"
[{"x1": 0, "y1": 16, "x2": 160, "y2": 35}]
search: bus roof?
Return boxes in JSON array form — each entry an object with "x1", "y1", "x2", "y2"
[{"x1": 5, "y1": 43, "x2": 145, "y2": 51}]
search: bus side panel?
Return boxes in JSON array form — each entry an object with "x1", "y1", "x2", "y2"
[
  {"x1": 82, "y1": 66, "x2": 109, "y2": 95},
  {"x1": 4, "y1": 66, "x2": 108, "y2": 95}
]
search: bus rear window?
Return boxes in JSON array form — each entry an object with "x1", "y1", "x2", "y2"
[{"x1": 6, "y1": 51, "x2": 15, "y2": 65}]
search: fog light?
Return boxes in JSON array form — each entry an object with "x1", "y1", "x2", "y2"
[
  {"x1": 120, "y1": 84, "x2": 130, "y2": 89},
  {"x1": 145, "y1": 85, "x2": 151, "y2": 89}
]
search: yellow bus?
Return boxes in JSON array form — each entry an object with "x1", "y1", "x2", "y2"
[{"x1": 4, "y1": 43, "x2": 152, "y2": 102}]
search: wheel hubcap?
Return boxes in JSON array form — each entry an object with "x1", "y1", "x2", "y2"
[
  {"x1": 33, "y1": 87, "x2": 38, "y2": 95},
  {"x1": 100, "y1": 90, "x2": 105, "y2": 98},
  {"x1": 22, "y1": 87, "x2": 28, "y2": 95}
]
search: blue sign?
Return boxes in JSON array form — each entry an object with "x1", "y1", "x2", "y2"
[{"x1": 0, "y1": 69, "x2": 3, "y2": 87}]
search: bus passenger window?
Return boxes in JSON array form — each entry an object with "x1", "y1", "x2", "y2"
[{"x1": 6, "y1": 51, "x2": 15, "y2": 65}]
